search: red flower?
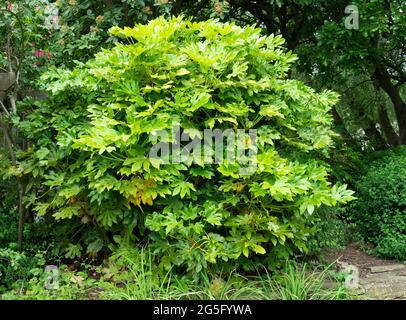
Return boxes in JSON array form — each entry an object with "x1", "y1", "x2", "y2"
[
  {"x1": 34, "y1": 50, "x2": 45, "y2": 58},
  {"x1": 6, "y1": 2, "x2": 13, "y2": 11}
]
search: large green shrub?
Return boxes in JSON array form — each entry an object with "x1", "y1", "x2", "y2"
[
  {"x1": 349, "y1": 147, "x2": 406, "y2": 260},
  {"x1": 18, "y1": 17, "x2": 354, "y2": 273}
]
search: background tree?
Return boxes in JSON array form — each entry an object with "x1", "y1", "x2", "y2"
[{"x1": 293, "y1": 0, "x2": 406, "y2": 147}]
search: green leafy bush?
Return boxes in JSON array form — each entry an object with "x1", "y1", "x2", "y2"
[
  {"x1": 349, "y1": 147, "x2": 406, "y2": 260},
  {"x1": 0, "y1": 247, "x2": 46, "y2": 293},
  {"x1": 18, "y1": 17, "x2": 354, "y2": 274},
  {"x1": 307, "y1": 206, "x2": 349, "y2": 253},
  {"x1": 323, "y1": 144, "x2": 364, "y2": 188}
]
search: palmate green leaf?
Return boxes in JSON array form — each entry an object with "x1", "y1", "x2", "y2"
[
  {"x1": 171, "y1": 180, "x2": 196, "y2": 199},
  {"x1": 182, "y1": 204, "x2": 199, "y2": 221},
  {"x1": 163, "y1": 213, "x2": 181, "y2": 234},
  {"x1": 189, "y1": 167, "x2": 214, "y2": 179},
  {"x1": 35, "y1": 147, "x2": 50, "y2": 160},
  {"x1": 53, "y1": 204, "x2": 81, "y2": 220},
  {"x1": 58, "y1": 184, "x2": 82, "y2": 199},
  {"x1": 129, "y1": 116, "x2": 171, "y2": 135},
  {"x1": 34, "y1": 202, "x2": 51, "y2": 216},
  {"x1": 330, "y1": 184, "x2": 356, "y2": 203},
  {"x1": 65, "y1": 244, "x2": 83, "y2": 259},
  {"x1": 262, "y1": 178, "x2": 294, "y2": 201},
  {"x1": 204, "y1": 210, "x2": 223, "y2": 226},
  {"x1": 88, "y1": 175, "x2": 119, "y2": 193},
  {"x1": 43, "y1": 171, "x2": 65, "y2": 188},
  {"x1": 214, "y1": 102, "x2": 253, "y2": 117},
  {"x1": 259, "y1": 103, "x2": 285, "y2": 119},
  {"x1": 86, "y1": 239, "x2": 104, "y2": 255},
  {"x1": 123, "y1": 155, "x2": 147, "y2": 173},
  {"x1": 188, "y1": 92, "x2": 211, "y2": 112},
  {"x1": 97, "y1": 208, "x2": 123, "y2": 228}
]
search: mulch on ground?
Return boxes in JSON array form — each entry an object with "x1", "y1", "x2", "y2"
[{"x1": 321, "y1": 242, "x2": 399, "y2": 277}]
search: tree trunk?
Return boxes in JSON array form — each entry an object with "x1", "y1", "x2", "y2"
[
  {"x1": 374, "y1": 66, "x2": 406, "y2": 145},
  {"x1": 378, "y1": 104, "x2": 400, "y2": 147},
  {"x1": 0, "y1": 113, "x2": 25, "y2": 251},
  {"x1": 171, "y1": 0, "x2": 184, "y2": 16}
]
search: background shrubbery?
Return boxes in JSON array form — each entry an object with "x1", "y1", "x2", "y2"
[
  {"x1": 348, "y1": 146, "x2": 406, "y2": 260},
  {"x1": 308, "y1": 206, "x2": 353, "y2": 254}
]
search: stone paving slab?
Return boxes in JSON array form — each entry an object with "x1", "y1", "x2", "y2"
[
  {"x1": 369, "y1": 264, "x2": 406, "y2": 273},
  {"x1": 358, "y1": 264, "x2": 406, "y2": 299}
]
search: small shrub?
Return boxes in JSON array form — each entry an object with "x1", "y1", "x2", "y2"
[
  {"x1": 349, "y1": 146, "x2": 406, "y2": 260},
  {"x1": 0, "y1": 248, "x2": 45, "y2": 293}
]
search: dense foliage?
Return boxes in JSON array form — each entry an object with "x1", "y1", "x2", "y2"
[
  {"x1": 1, "y1": 0, "x2": 405, "y2": 301},
  {"x1": 349, "y1": 147, "x2": 406, "y2": 260},
  {"x1": 307, "y1": 206, "x2": 351, "y2": 254},
  {"x1": 18, "y1": 17, "x2": 354, "y2": 274}
]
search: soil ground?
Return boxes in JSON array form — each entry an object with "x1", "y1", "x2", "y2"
[{"x1": 321, "y1": 242, "x2": 399, "y2": 277}]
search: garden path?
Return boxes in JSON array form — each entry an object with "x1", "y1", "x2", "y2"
[{"x1": 322, "y1": 243, "x2": 406, "y2": 299}]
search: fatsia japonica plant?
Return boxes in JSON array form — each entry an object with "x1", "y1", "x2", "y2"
[{"x1": 18, "y1": 17, "x2": 354, "y2": 273}]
